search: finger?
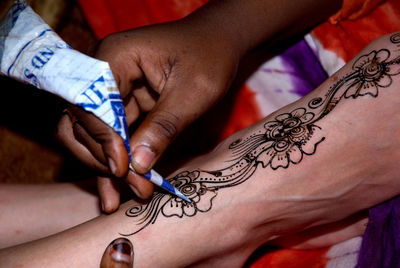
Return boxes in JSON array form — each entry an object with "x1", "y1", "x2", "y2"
[
  {"x1": 68, "y1": 105, "x2": 129, "y2": 178},
  {"x1": 73, "y1": 121, "x2": 108, "y2": 165},
  {"x1": 124, "y1": 85, "x2": 157, "y2": 125},
  {"x1": 97, "y1": 176, "x2": 120, "y2": 213},
  {"x1": 100, "y1": 238, "x2": 134, "y2": 268},
  {"x1": 95, "y1": 34, "x2": 144, "y2": 99},
  {"x1": 56, "y1": 112, "x2": 109, "y2": 173},
  {"x1": 125, "y1": 171, "x2": 154, "y2": 199},
  {"x1": 124, "y1": 95, "x2": 140, "y2": 125},
  {"x1": 124, "y1": 85, "x2": 158, "y2": 126},
  {"x1": 132, "y1": 85, "x2": 157, "y2": 113},
  {"x1": 129, "y1": 83, "x2": 216, "y2": 174}
]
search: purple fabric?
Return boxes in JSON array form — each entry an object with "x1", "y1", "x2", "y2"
[
  {"x1": 280, "y1": 39, "x2": 328, "y2": 97},
  {"x1": 357, "y1": 196, "x2": 400, "y2": 268},
  {"x1": 260, "y1": 38, "x2": 328, "y2": 102}
]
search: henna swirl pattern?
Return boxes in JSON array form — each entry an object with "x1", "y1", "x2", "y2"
[
  {"x1": 390, "y1": 32, "x2": 400, "y2": 45},
  {"x1": 122, "y1": 32, "x2": 400, "y2": 236}
]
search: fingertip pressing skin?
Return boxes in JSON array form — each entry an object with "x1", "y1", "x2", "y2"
[
  {"x1": 97, "y1": 176, "x2": 121, "y2": 213},
  {"x1": 100, "y1": 238, "x2": 134, "y2": 268}
]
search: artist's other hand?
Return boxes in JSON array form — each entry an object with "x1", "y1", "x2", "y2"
[{"x1": 57, "y1": 106, "x2": 154, "y2": 213}]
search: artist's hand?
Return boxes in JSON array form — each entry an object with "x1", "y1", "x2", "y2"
[
  {"x1": 56, "y1": 0, "x2": 343, "y2": 213},
  {"x1": 57, "y1": 16, "x2": 241, "y2": 212},
  {"x1": 96, "y1": 18, "x2": 240, "y2": 173}
]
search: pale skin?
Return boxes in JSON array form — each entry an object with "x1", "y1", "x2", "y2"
[
  {"x1": 56, "y1": 0, "x2": 343, "y2": 213},
  {"x1": 2, "y1": 32, "x2": 400, "y2": 267}
]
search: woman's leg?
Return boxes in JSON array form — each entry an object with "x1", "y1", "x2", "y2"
[{"x1": 2, "y1": 31, "x2": 400, "y2": 267}]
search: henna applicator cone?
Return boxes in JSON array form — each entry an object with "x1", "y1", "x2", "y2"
[{"x1": 0, "y1": 1, "x2": 190, "y2": 203}]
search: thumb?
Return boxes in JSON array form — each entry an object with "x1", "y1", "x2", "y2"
[
  {"x1": 130, "y1": 92, "x2": 202, "y2": 174},
  {"x1": 130, "y1": 109, "x2": 180, "y2": 174},
  {"x1": 129, "y1": 79, "x2": 222, "y2": 174},
  {"x1": 100, "y1": 238, "x2": 134, "y2": 268}
]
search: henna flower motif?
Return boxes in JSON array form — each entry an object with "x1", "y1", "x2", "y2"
[
  {"x1": 162, "y1": 171, "x2": 217, "y2": 218},
  {"x1": 346, "y1": 49, "x2": 399, "y2": 98},
  {"x1": 255, "y1": 108, "x2": 322, "y2": 169}
]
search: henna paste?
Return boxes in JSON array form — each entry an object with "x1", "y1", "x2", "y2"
[{"x1": 122, "y1": 32, "x2": 400, "y2": 236}]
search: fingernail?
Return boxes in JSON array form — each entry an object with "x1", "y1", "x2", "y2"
[
  {"x1": 101, "y1": 200, "x2": 111, "y2": 213},
  {"x1": 108, "y1": 157, "x2": 118, "y2": 175},
  {"x1": 132, "y1": 145, "x2": 155, "y2": 171},
  {"x1": 110, "y1": 238, "x2": 133, "y2": 264}
]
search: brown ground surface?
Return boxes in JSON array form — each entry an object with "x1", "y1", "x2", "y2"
[{"x1": 0, "y1": 0, "x2": 98, "y2": 184}]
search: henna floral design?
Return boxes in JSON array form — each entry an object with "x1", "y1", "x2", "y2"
[
  {"x1": 165, "y1": 171, "x2": 217, "y2": 218},
  {"x1": 225, "y1": 108, "x2": 324, "y2": 170},
  {"x1": 123, "y1": 33, "x2": 400, "y2": 236},
  {"x1": 123, "y1": 171, "x2": 217, "y2": 235},
  {"x1": 259, "y1": 108, "x2": 322, "y2": 169},
  {"x1": 344, "y1": 49, "x2": 400, "y2": 98}
]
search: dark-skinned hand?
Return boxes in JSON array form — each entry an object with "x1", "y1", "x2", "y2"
[
  {"x1": 56, "y1": 0, "x2": 343, "y2": 213},
  {"x1": 56, "y1": 16, "x2": 240, "y2": 212}
]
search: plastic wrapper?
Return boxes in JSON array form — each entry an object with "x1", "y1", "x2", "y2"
[
  {"x1": 0, "y1": 1, "x2": 129, "y2": 149},
  {"x1": 0, "y1": 1, "x2": 190, "y2": 202}
]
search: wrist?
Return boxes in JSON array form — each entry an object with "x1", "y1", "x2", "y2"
[{"x1": 182, "y1": 0, "x2": 341, "y2": 58}]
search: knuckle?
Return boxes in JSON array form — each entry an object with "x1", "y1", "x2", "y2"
[
  {"x1": 163, "y1": 57, "x2": 177, "y2": 81},
  {"x1": 192, "y1": 72, "x2": 228, "y2": 100},
  {"x1": 96, "y1": 33, "x2": 125, "y2": 60},
  {"x1": 149, "y1": 111, "x2": 180, "y2": 140},
  {"x1": 99, "y1": 32, "x2": 120, "y2": 48}
]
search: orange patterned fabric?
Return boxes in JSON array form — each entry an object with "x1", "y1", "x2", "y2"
[
  {"x1": 329, "y1": 0, "x2": 385, "y2": 24},
  {"x1": 315, "y1": 0, "x2": 400, "y2": 63},
  {"x1": 250, "y1": 247, "x2": 330, "y2": 268},
  {"x1": 78, "y1": 0, "x2": 208, "y2": 39},
  {"x1": 220, "y1": 84, "x2": 262, "y2": 140}
]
